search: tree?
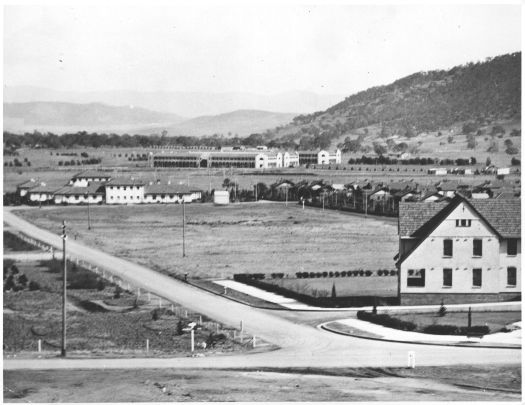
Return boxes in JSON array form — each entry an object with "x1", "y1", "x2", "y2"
[
  {"x1": 447, "y1": 136, "x2": 454, "y2": 143},
  {"x1": 466, "y1": 134, "x2": 477, "y2": 149},
  {"x1": 462, "y1": 122, "x2": 477, "y2": 134},
  {"x1": 373, "y1": 142, "x2": 387, "y2": 156},
  {"x1": 506, "y1": 145, "x2": 519, "y2": 155},
  {"x1": 485, "y1": 157, "x2": 492, "y2": 167}
]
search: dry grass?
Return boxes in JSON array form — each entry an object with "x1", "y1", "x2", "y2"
[{"x1": 16, "y1": 203, "x2": 399, "y2": 279}]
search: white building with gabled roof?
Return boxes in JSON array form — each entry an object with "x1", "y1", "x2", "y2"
[{"x1": 396, "y1": 195, "x2": 520, "y2": 305}]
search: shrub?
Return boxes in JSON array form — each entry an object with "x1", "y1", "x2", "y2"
[
  {"x1": 309, "y1": 272, "x2": 315, "y2": 278},
  {"x1": 357, "y1": 311, "x2": 416, "y2": 331},
  {"x1": 423, "y1": 324, "x2": 458, "y2": 335},
  {"x1": 316, "y1": 272, "x2": 322, "y2": 278},
  {"x1": 114, "y1": 285, "x2": 122, "y2": 299},
  {"x1": 377, "y1": 270, "x2": 383, "y2": 276},
  {"x1": 97, "y1": 279, "x2": 105, "y2": 291},
  {"x1": 28, "y1": 281, "x2": 41, "y2": 291},
  {"x1": 365, "y1": 270, "x2": 372, "y2": 277},
  {"x1": 390, "y1": 270, "x2": 397, "y2": 276},
  {"x1": 177, "y1": 320, "x2": 184, "y2": 335},
  {"x1": 458, "y1": 325, "x2": 490, "y2": 335},
  {"x1": 341, "y1": 271, "x2": 347, "y2": 277},
  {"x1": 359, "y1": 270, "x2": 364, "y2": 276},
  {"x1": 322, "y1": 272, "x2": 328, "y2": 278},
  {"x1": 438, "y1": 300, "x2": 447, "y2": 317},
  {"x1": 334, "y1": 272, "x2": 340, "y2": 277},
  {"x1": 329, "y1": 272, "x2": 334, "y2": 277}
]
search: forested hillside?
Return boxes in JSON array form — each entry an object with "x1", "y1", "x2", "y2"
[{"x1": 251, "y1": 52, "x2": 520, "y2": 150}]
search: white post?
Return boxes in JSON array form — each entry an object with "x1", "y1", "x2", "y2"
[
  {"x1": 137, "y1": 288, "x2": 141, "y2": 297},
  {"x1": 185, "y1": 310, "x2": 188, "y2": 318},
  {"x1": 302, "y1": 200, "x2": 305, "y2": 210},
  {"x1": 216, "y1": 323, "x2": 219, "y2": 334},
  {"x1": 148, "y1": 292, "x2": 151, "y2": 302},
  {"x1": 240, "y1": 330, "x2": 243, "y2": 344},
  {"x1": 240, "y1": 320, "x2": 243, "y2": 332},
  {"x1": 146, "y1": 339, "x2": 149, "y2": 353},
  {"x1": 199, "y1": 315, "x2": 202, "y2": 325},
  {"x1": 38, "y1": 339, "x2": 42, "y2": 352},
  {"x1": 191, "y1": 329, "x2": 195, "y2": 352},
  {"x1": 408, "y1": 351, "x2": 415, "y2": 368},
  {"x1": 253, "y1": 335, "x2": 256, "y2": 348},
  {"x1": 158, "y1": 298, "x2": 162, "y2": 308},
  {"x1": 171, "y1": 304, "x2": 174, "y2": 312}
]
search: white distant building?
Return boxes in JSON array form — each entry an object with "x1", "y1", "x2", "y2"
[
  {"x1": 497, "y1": 167, "x2": 510, "y2": 175},
  {"x1": 143, "y1": 183, "x2": 200, "y2": 204},
  {"x1": 214, "y1": 190, "x2": 230, "y2": 205},
  {"x1": 282, "y1": 152, "x2": 300, "y2": 168},
  {"x1": 54, "y1": 184, "x2": 105, "y2": 205},
  {"x1": 69, "y1": 171, "x2": 112, "y2": 187},
  {"x1": 298, "y1": 149, "x2": 341, "y2": 165},
  {"x1": 105, "y1": 179, "x2": 146, "y2": 204},
  {"x1": 428, "y1": 167, "x2": 447, "y2": 175}
]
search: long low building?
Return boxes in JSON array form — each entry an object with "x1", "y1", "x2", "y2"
[
  {"x1": 16, "y1": 171, "x2": 202, "y2": 206},
  {"x1": 152, "y1": 148, "x2": 339, "y2": 168}
]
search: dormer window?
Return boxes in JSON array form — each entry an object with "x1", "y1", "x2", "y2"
[{"x1": 456, "y1": 219, "x2": 471, "y2": 227}]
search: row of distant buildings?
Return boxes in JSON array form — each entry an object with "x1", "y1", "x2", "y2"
[
  {"x1": 17, "y1": 171, "x2": 202, "y2": 205},
  {"x1": 151, "y1": 147, "x2": 342, "y2": 169}
]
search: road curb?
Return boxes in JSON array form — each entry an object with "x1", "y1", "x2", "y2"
[{"x1": 319, "y1": 323, "x2": 521, "y2": 350}]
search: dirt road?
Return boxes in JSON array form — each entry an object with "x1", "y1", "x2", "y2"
[{"x1": 3, "y1": 208, "x2": 521, "y2": 371}]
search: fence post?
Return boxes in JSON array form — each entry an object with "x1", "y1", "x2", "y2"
[
  {"x1": 38, "y1": 339, "x2": 42, "y2": 353},
  {"x1": 253, "y1": 335, "x2": 256, "y2": 348},
  {"x1": 146, "y1": 339, "x2": 149, "y2": 353},
  {"x1": 191, "y1": 330, "x2": 195, "y2": 352},
  {"x1": 199, "y1": 315, "x2": 202, "y2": 325},
  {"x1": 158, "y1": 298, "x2": 162, "y2": 308},
  {"x1": 408, "y1": 351, "x2": 415, "y2": 368},
  {"x1": 137, "y1": 287, "x2": 141, "y2": 297}
]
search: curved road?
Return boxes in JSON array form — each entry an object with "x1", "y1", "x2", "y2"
[{"x1": 3, "y1": 209, "x2": 520, "y2": 370}]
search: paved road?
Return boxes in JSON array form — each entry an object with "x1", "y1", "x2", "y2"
[{"x1": 3, "y1": 209, "x2": 520, "y2": 370}]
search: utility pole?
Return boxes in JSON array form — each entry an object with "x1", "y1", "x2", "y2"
[
  {"x1": 86, "y1": 193, "x2": 91, "y2": 230},
  {"x1": 182, "y1": 200, "x2": 186, "y2": 258},
  {"x1": 61, "y1": 221, "x2": 67, "y2": 357}
]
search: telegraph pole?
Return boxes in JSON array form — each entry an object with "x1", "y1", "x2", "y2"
[
  {"x1": 182, "y1": 200, "x2": 186, "y2": 258},
  {"x1": 61, "y1": 221, "x2": 67, "y2": 357},
  {"x1": 85, "y1": 192, "x2": 91, "y2": 230}
]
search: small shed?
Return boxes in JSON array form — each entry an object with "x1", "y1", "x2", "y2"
[{"x1": 214, "y1": 190, "x2": 230, "y2": 205}]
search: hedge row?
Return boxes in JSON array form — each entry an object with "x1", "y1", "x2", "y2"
[
  {"x1": 296, "y1": 270, "x2": 397, "y2": 279},
  {"x1": 356, "y1": 311, "x2": 417, "y2": 331},
  {"x1": 422, "y1": 324, "x2": 490, "y2": 336}
]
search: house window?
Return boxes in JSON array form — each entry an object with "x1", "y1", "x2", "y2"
[
  {"x1": 507, "y1": 239, "x2": 518, "y2": 256},
  {"x1": 473, "y1": 239, "x2": 482, "y2": 257},
  {"x1": 455, "y1": 219, "x2": 471, "y2": 227},
  {"x1": 472, "y1": 268, "x2": 482, "y2": 287},
  {"x1": 507, "y1": 267, "x2": 517, "y2": 287},
  {"x1": 443, "y1": 268, "x2": 452, "y2": 287},
  {"x1": 443, "y1": 239, "x2": 453, "y2": 257},
  {"x1": 407, "y1": 269, "x2": 425, "y2": 287}
]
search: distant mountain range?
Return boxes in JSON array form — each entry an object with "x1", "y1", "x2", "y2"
[
  {"x1": 159, "y1": 110, "x2": 296, "y2": 137},
  {"x1": 3, "y1": 86, "x2": 344, "y2": 117},
  {"x1": 3, "y1": 102, "x2": 296, "y2": 137}
]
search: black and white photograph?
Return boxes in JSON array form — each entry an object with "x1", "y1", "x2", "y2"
[{"x1": 2, "y1": 0, "x2": 522, "y2": 402}]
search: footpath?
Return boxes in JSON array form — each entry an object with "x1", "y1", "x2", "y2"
[{"x1": 320, "y1": 319, "x2": 521, "y2": 349}]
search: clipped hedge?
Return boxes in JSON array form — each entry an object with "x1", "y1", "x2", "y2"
[
  {"x1": 357, "y1": 311, "x2": 416, "y2": 331},
  {"x1": 423, "y1": 324, "x2": 490, "y2": 336}
]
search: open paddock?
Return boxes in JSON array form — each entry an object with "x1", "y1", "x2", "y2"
[{"x1": 15, "y1": 202, "x2": 398, "y2": 279}]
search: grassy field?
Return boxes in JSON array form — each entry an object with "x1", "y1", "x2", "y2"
[
  {"x1": 4, "y1": 365, "x2": 521, "y2": 402},
  {"x1": 16, "y1": 203, "x2": 398, "y2": 279},
  {"x1": 395, "y1": 311, "x2": 521, "y2": 334},
  {"x1": 3, "y1": 258, "x2": 252, "y2": 356}
]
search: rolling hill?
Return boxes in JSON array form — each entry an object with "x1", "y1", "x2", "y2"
[{"x1": 256, "y1": 52, "x2": 521, "y2": 152}]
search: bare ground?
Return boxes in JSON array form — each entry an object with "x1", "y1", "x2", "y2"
[{"x1": 3, "y1": 365, "x2": 520, "y2": 402}]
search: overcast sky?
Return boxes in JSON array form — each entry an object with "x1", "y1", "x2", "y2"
[{"x1": 4, "y1": 2, "x2": 521, "y2": 96}]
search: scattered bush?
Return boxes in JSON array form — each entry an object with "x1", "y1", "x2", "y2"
[{"x1": 28, "y1": 281, "x2": 41, "y2": 291}]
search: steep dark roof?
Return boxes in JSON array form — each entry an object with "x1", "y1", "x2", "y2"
[
  {"x1": 399, "y1": 196, "x2": 521, "y2": 239},
  {"x1": 398, "y1": 201, "x2": 449, "y2": 237},
  {"x1": 468, "y1": 199, "x2": 521, "y2": 238},
  {"x1": 16, "y1": 179, "x2": 39, "y2": 189}
]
